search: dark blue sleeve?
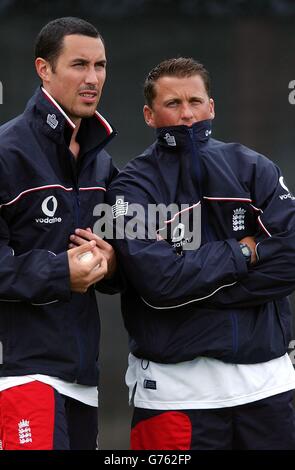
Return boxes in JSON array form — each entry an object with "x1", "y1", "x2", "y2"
[
  {"x1": 94, "y1": 153, "x2": 124, "y2": 294},
  {"x1": 0, "y1": 214, "x2": 71, "y2": 303},
  {"x1": 95, "y1": 264, "x2": 126, "y2": 295},
  {"x1": 208, "y1": 160, "x2": 295, "y2": 307}
]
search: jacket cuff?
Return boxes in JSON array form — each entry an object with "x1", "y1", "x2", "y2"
[
  {"x1": 95, "y1": 264, "x2": 126, "y2": 295},
  {"x1": 48, "y1": 251, "x2": 71, "y2": 301},
  {"x1": 226, "y1": 239, "x2": 249, "y2": 279}
]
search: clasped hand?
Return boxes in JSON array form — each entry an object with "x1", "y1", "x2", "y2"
[{"x1": 67, "y1": 240, "x2": 108, "y2": 293}]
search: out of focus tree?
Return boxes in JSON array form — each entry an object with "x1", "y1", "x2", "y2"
[{"x1": 2, "y1": 0, "x2": 295, "y2": 17}]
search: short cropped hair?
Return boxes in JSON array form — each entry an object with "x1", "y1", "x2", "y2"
[
  {"x1": 144, "y1": 57, "x2": 211, "y2": 107},
  {"x1": 34, "y1": 17, "x2": 103, "y2": 71}
]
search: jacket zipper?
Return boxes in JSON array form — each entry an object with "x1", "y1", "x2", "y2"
[
  {"x1": 187, "y1": 128, "x2": 212, "y2": 243},
  {"x1": 70, "y1": 156, "x2": 81, "y2": 228},
  {"x1": 69, "y1": 152, "x2": 82, "y2": 381},
  {"x1": 188, "y1": 128, "x2": 239, "y2": 356},
  {"x1": 74, "y1": 193, "x2": 80, "y2": 228}
]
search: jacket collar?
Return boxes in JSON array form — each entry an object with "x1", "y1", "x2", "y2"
[
  {"x1": 24, "y1": 87, "x2": 116, "y2": 152},
  {"x1": 156, "y1": 119, "x2": 212, "y2": 149}
]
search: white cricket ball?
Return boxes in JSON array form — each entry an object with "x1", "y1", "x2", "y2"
[
  {"x1": 78, "y1": 251, "x2": 100, "y2": 270},
  {"x1": 78, "y1": 251, "x2": 94, "y2": 263}
]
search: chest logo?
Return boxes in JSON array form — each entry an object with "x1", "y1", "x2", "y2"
[
  {"x1": 232, "y1": 207, "x2": 246, "y2": 232},
  {"x1": 42, "y1": 196, "x2": 57, "y2": 217},
  {"x1": 171, "y1": 223, "x2": 185, "y2": 243},
  {"x1": 279, "y1": 176, "x2": 295, "y2": 200},
  {"x1": 35, "y1": 196, "x2": 62, "y2": 224}
]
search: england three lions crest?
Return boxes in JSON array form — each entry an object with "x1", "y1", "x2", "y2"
[{"x1": 232, "y1": 207, "x2": 246, "y2": 232}]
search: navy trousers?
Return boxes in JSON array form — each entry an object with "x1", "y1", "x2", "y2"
[
  {"x1": 55, "y1": 391, "x2": 98, "y2": 450},
  {"x1": 131, "y1": 391, "x2": 295, "y2": 450}
]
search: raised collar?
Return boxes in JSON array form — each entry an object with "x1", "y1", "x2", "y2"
[
  {"x1": 24, "y1": 87, "x2": 116, "y2": 152},
  {"x1": 156, "y1": 119, "x2": 212, "y2": 149}
]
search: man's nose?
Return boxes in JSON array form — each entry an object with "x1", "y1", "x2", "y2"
[
  {"x1": 181, "y1": 103, "x2": 194, "y2": 121},
  {"x1": 85, "y1": 67, "x2": 99, "y2": 85}
]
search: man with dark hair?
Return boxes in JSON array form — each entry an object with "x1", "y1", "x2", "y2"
[
  {"x1": 34, "y1": 16, "x2": 103, "y2": 71},
  {"x1": 80, "y1": 57, "x2": 295, "y2": 449},
  {"x1": 0, "y1": 17, "x2": 118, "y2": 450}
]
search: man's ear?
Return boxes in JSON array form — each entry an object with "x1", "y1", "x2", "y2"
[
  {"x1": 35, "y1": 57, "x2": 53, "y2": 83},
  {"x1": 143, "y1": 105, "x2": 155, "y2": 128},
  {"x1": 209, "y1": 98, "x2": 215, "y2": 119}
]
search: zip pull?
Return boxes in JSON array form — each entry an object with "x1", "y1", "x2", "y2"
[
  {"x1": 188, "y1": 127, "x2": 194, "y2": 139},
  {"x1": 187, "y1": 126, "x2": 202, "y2": 188}
]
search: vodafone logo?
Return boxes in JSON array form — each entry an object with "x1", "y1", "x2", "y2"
[
  {"x1": 36, "y1": 196, "x2": 62, "y2": 224},
  {"x1": 279, "y1": 176, "x2": 295, "y2": 201},
  {"x1": 42, "y1": 196, "x2": 57, "y2": 217},
  {"x1": 172, "y1": 223, "x2": 185, "y2": 243},
  {"x1": 279, "y1": 176, "x2": 289, "y2": 193}
]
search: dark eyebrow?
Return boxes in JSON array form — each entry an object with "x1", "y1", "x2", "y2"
[
  {"x1": 164, "y1": 98, "x2": 181, "y2": 105},
  {"x1": 95, "y1": 60, "x2": 107, "y2": 66},
  {"x1": 71, "y1": 58, "x2": 107, "y2": 66},
  {"x1": 71, "y1": 58, "x2": 89, "y2": 64}
]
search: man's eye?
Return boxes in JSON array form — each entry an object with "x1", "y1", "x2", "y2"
[{"x1": 167, "y1": 102, "x2": 177, "y2": 107}]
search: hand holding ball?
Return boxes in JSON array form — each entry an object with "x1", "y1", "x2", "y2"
[{"x1": 78, "y1": 251, "x2": 100, "y2": 270}]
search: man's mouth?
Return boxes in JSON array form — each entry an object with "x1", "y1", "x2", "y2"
[
  {"x1": 79, "y1": 91, "x2": 97, "y2": 97},
  {"x1": 79, "y1": 91, "x2": 98, "y2": 103}
]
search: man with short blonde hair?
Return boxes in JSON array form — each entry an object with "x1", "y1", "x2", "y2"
[{"x1": 105, "y1": 57, "x2": 295, "y2": 450}]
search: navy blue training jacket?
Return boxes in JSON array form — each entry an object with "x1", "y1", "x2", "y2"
[
  {"x1": 0, "y1": 87, "x2": 117, "y2": 385},
  {"x1": 107, "y1": 119, "x2": 295, "y2": 364}
]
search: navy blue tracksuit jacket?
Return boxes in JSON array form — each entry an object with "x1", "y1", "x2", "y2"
[
  {"x1": 0, "y1": 87, "x2": 117, "y2": 385},
  {"x1": 107, "y1": 119, "x2": 295, "y2": 364}
]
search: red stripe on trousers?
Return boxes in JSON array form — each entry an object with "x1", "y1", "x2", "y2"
[
  {"x1": 131, "y1": 411, "x2": 192, "y2": 450},
  {"x1": 0, "y1": 381, "x2": 55, "y2": 450}
]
